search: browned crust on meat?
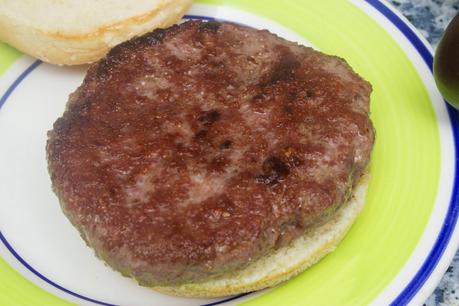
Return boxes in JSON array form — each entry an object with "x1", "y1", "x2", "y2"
[{"x1": 47, "y1": 20, "x2": 374, "y2": 287}]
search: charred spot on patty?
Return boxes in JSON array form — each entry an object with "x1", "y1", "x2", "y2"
[
  {"x1": 199, "y1": 21, "x2": 221, "y2": 33},
  {"x1": 247, "y1": 56, "x2": 257, "y2": 64},
  {"x1": 283, "y1": 104, "x2": 294, "y2": 115},
  {"x1": 256, "y1": 156, "x2": 290, "y2": 185},
  {"x1": 306, "y1": 89, "x2": 315, "y2": 98},
  {"x1": 199, "y1": 110, "x2": 221, "y2": 126},
  {"x1": 261, "y1": 46, "x2": 300, "y2": 86},
  {"x1": 194, "y1": 129, "x2": 208, "y2": 139},
  {"x1": 220, "y1": 139, "x2": 232, "y2": 149},
  {"x1": 251, "y1": 92, "x2": 269, "y2": 104}
]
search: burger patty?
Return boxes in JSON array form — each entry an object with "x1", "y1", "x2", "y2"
[{"x1": 47, "y1": 20, "x2": 374, "y2": 286}]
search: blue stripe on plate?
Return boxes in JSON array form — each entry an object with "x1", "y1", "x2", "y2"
[
  {"x1": 0, "y1": 60, "x2": 41, "y2": 110},
  {"x1": 0, "y1": 61, "x2": 118, "y2": 306},
  {"x1": 185, "y1": 14, "x2": 216, "y2": 21},
  {"x1": 0, "y1": 6, "x2": 458, "y2": 306},
  {"x1": 365, "y1": 1, "x2": 459, "y2": 305},
  {"x1": 0, "y1": 229, "x2": 116, "y2": 306}
]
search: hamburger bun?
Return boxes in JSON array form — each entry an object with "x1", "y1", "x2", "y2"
[{"x1": 0, "y1": 0, "x2": 192, "y2": 65}]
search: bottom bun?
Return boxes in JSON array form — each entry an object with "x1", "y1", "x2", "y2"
[{"x1": 154, "y1": 171, "x2": 370, "y2": 297}]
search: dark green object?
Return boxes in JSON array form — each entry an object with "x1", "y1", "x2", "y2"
[{"x1": 434, "y1": 13, "x2": 459, "y2": 109}]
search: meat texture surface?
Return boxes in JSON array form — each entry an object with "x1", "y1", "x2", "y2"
[{"x1": 47, "y1": 20, "x2": 374, "y2": 286}]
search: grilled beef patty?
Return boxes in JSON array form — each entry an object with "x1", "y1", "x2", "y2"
[{"x1": 47, "y1": 20, "x2": 374, "y2": 286}]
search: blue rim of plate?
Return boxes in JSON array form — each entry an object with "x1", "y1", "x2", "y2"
[
  {"x1": 366, "y1": 1, "x2": 459, "y2": 305},
  {"x1": 0, "y1": 1, "x2": 458, "y2": 305}
]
